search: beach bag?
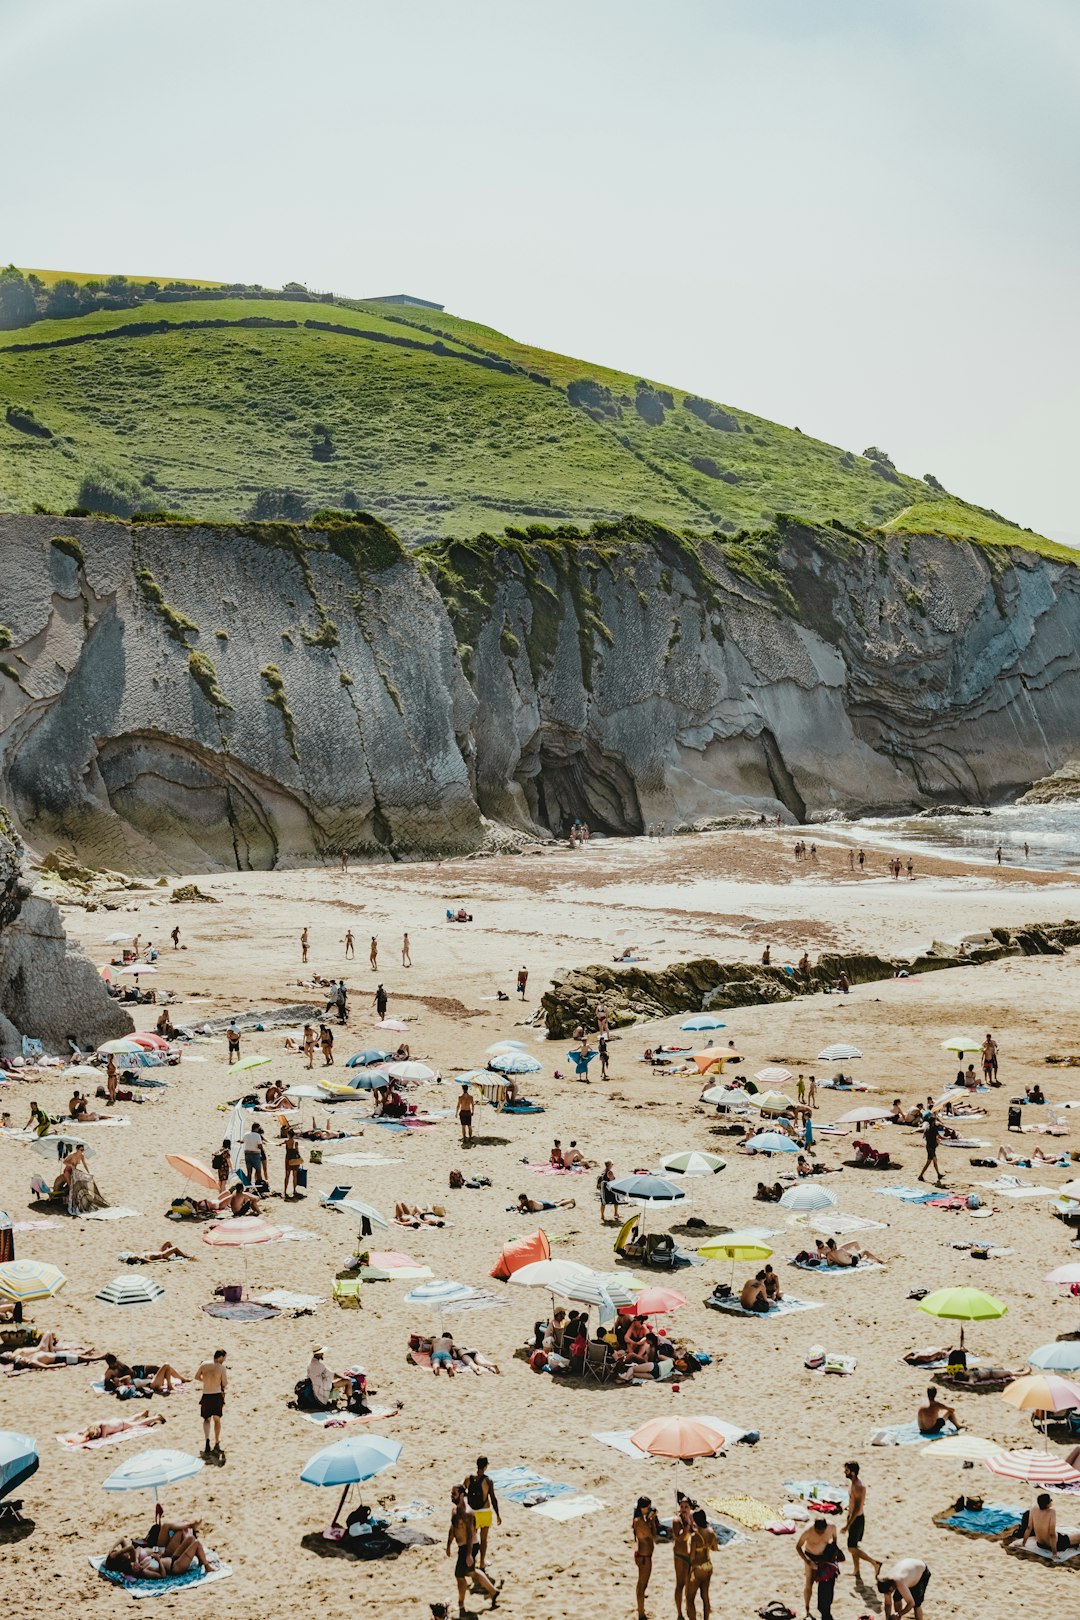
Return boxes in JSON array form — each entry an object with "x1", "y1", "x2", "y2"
[
  {"x1": 309, "y1": 1149, "x2": 322, "y2": 1164},
  {"x1": 296, "y1": 1166, "x2": 308, "y2": 1188},
  {"x1": 966, "y1": 1193, "x2": 982, "y2": 1210},
  {"x1": 449, "y1": 1170, "x2": 465, "y2": 1189},
  {"x1": 223, "y1": 1284, "x2": 242, "y2": 1304}
]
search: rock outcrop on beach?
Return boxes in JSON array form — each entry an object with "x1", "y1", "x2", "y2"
[
  {"x1": 1020, "y1": 760, "x2": 1080, "y2": 805},
  {"x1": 1, "y1": 512, "x2": 1079, "y2": 870},
  {"x1": 0, "y1": 821, "x2": 133, "y2": 1055},
  {"x1": 539, "y1": 921, "x2": 1080, "y2": 1037}
]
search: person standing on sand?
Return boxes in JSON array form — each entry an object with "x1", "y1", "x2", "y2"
[
  {"x1": 195, "y1": 1349, "x2": 227, "y2": 1456},
  {"x1": 334, "y1": 979, "x2": 348, "y2": 1024},
  {"x1": 340, "y1": 850, "x2": 349, "y2": 873},
  {"x1": 917, "y1": 1110, "x2": 944, "y2": 1185},
  {"x1": 843, "y1": 1461, "x2": 881, "y2": 1581},
  {"x1": 996, "y1": 845, "x2": 1003, "y2": 865},
  {"x1": 226, "y1": 1023, "x2": 241, "y2": 1065},
  {"x1": 374, "y1": 983, "x2": 388, "y2": 1019},
  {"x1": 456, "y1": 1084, "x2": 475, "y2": 1145},
  {"x1": 302, "y1": 1024, "x2": 316, "y2": 1070},
  {"x1": 981, "y1": 1032, "x2": 998, "y2": 1082},
  {"x1": 857, "y1": 848, "x2": 865, "y2": 870},
  {"x1": 170, "y1": 926, "x2": 180, "y2": 950},
  {"x1": 344, "y1": 929, "x2": 355, "y2": 959},
  {"x1": 300, "y1": 927, "x2": 309, "y2": 963},
  {"x1": 283, "y1": 1127, "x2": 303, "y2": 1199},
  {"x1": 516, "y1": 965, "x2": 528, "y2": 1000},
  {"x1": 446, "y1": 1484, "x2": 501, "y2": 1611},
  {"x1": 633, "y1": 1496, "x2": 660, "y2": 1620},
  {"x1": 807, "y1": 1074, "x2": 817, "y2": 1108},
  {"x1": 105, "y1": 1055, "x2": 118, "y2": 1105},
  {"x1": 672, "y1": 1495, "x2": 694, "y2": 1619},
  {"x1": 463, "y1": 1456, "x2": 501, "y2": 1568},
  {"x1": 402, "y1": 932, "x2": 412, "y2": 967},
  {"x1": 598, "y1": 1034, "x2": 610, "y2": 1080},
  {"x1": 319, "y1": 1023, "x2": 335, "y2": 1066},
  {"x1": 796, "y1": 1073, "x2": 806, "y2": 1104},
  {"x1": 797, "y1": 1516, "x2": 839, "y2": 1620},
  {"x1": 370, "y1": 936, "x2": 379, "y2": 971}
]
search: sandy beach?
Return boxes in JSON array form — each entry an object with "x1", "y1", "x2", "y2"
[{"x1": 4, "y1": 827, "x2": 1080, "y2": 1620}]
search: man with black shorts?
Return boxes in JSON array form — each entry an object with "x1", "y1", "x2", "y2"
[
  {"x1": 446, "y1": 1484, "x2": 501, "y2": 1609},
  {"x1": 1020, "y1": 1494, "x2": 1080, "y2": 1561},
  {"x1": 843, "y1": 1460, "x2": 880, "y2": 1580},
  {"x1": 195, "y1": 1348, "x2": 227, "y2": 1455},
  {"x1": 917, "y1": 1109, "x2": 943, "y2": 1185},
  {"x1": 878, "y1": 1556, "x2": 931, "y2": 1618}
]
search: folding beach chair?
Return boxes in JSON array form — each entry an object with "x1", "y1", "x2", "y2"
[
  {"x1": 333, "y1": 1277, "x2": 362, "y2": 1309},
  {"x1": 583, "y1": 1340, "x2": 609, "y2": 1383},
  {"x1": 323, "y1": 1185, "x2": 352, "y2": 1207}
]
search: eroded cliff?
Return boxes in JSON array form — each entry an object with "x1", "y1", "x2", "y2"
[{"x1": 1, "y1": 512, "x2": 1078, "y2": 868}]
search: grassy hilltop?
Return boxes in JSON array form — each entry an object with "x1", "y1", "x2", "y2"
[{"x1": 0, "y1": 266, "x2": 1058, "y2": 552}]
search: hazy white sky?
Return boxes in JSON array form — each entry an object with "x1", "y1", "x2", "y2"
[{"x1": 3, "y1": 0, "x2": 1077, "y2": 536}]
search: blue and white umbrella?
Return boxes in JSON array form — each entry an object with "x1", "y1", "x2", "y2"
[
  {"x1": 744, "y1": 1131, "x2": 799, "y2": 1154},
  {"x1": 301, "y1": 1433, "x2": 402, "y2": 1528},
  {"x1": 0, "y1": 1430, "x2": 38, "y2": 1508},
  {"x1": 610, "y1": 1175, "x2": 686, "y2": 1204},
  {"x1": 1029, "y1": 1341, "x2": 1080, "y2": 1373},
  {"x1": 779, "y1": 1184, "x2": 837, "y2": 1212},
  {"x1": 403, "y1": 1279, "x2": 472, "y2": 1306},
  {"x1": 489, "y1": 1052, "x2": 541, "y2": 1074},
  {"x1": 103, "y1": 1447, "x2": 204, "y2": 1504},
  {"x1": 346, "y1": 1049, "x2": 391, "y2": 1068},
  {"x1": 485, "y1": 1041, "x2": 527, "y2": 1055},
  {"x1": 681, "y1": 1015, "x2": 726, "y2": 1031}
]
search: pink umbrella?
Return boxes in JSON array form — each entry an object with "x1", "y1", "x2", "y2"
[
  {"x1": 369, "y1": 1251, "x2": 418, "y2": 1269},
  {"x1": 1001, "y1": 1374, "x2": 1080, "y2": 1414},
  {"x1": 985, "y1": 1448, "x2": 1080, "y2": 1484},
  {"x1": 754, "y1": 1065, "x2": 794, "y2": 1086},
  {"x1": 202, "y1": 1220, "x2": 283, "y2": 1246},
  {"x1": 132, "y1": 1033, "x2": 169, "y2": 1049},
  {"x1": 620, "y1": 1286, "x2": 688, "y2": 1318},
  {"x1": 1043, "y1": 1263, "x2": 1080, "y2": 1286}
]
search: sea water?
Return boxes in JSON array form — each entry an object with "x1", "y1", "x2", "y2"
[{"x1": 847, "y1": 803, "x2": 1080, "y2": 874}]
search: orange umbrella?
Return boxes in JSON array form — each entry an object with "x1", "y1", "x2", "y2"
[
  {"x1": 165, "y1": 1153, "x2": 218, "y2": 1193},
  {"x1": 692, "y1": 1050, "x2": 743, "y2": 1075},
  {"x1": 629, "y1": 1415, "x2": 728, "y2": 1459}
]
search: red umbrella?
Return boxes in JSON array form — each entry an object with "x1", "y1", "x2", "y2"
[
  {"x1": 132, "y1": 1033, "x2": 169, "y2": 1050},
  {"x1": 620, "y1": 1286, "x2": 687, "y2": 1318}
]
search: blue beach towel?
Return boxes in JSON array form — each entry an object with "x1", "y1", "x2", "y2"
[{"x1": 944, "y1": 1504, "x2": 1022, "y2": 1536}]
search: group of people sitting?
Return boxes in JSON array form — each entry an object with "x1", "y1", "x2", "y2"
[
  {"x1": 529, "y1": 1307, "x2": 703, "y2": 1382},
  {"x1": 293, "y1": 1348, "x2": 384, "y2": 1414}
]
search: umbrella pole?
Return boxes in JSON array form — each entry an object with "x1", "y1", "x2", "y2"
[{"x1": 331, "y1": 1482, "x2": 350, "y2": 1529}]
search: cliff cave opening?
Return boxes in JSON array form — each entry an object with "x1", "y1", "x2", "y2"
[{"x1": 517, "y1": 729, "x2": 645, "y2": 838}]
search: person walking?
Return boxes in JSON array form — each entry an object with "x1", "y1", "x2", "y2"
[
  {"x1": 374, "y1": 983, "x2": 388, "y2": 1019},
  {"x1": 463, "y1": 1456, "x2": 500, "y2": 1567},
  {"x1": 242, "y1": 1122, "x2": 267, "y2": 1186},
  {"x1": 516, "y1": 964, "x2": 528, "y2": 1000},
  {"x1": 843, "y1": 1461, "x2": 880, "y2": 1581},
  {"x1": 370, "y1": 935, "x2": 379, "y2": 970},
  {"x1": 195, "y1": 1349, "x2": 227, "y2": 1456},
  {"x1": 402, "y1": 931, "x2": 412, "y2": 967},
  {"x1": 334, "y1": 979, "x2": 348, "y2": 1025},
  {"x1": 170, "y1": 925, "x2": 180, "y2": 949},
  {"x1": 446, "y1": 1484, "x2": 501, "y2": 1611},
  {"x1": 598, "y1": 1034, "x2": 610, "y2": 1080},
  {"x1": 455, "y1": 1084, "x2": 475, "y2": 1146},
  {"x1": 344, "y1": 929, "x2": 355, "y2": 959},
  {"x1": 283, "y1": 1128, "x2": 303, "y2": 1200},
  {"x1": 300, "y1": 927, "x2": 309, "y2": 963},
  {"x1": 917, "y1": 1109, "x2": 944, "y2": 1185},
  {"x1": 226, "y1": 1023, "x2": 241, "y2": 1065}
]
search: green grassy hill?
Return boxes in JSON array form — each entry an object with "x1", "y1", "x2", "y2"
[{"x1": 0, "y1": 271, "x2": 1054, "y2": 551}]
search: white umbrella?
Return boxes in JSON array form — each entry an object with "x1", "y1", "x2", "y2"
[
  {"x1": 384, "y1": 1061, "x2": 436, "y2": 1083},
  {"x1": 325, "y1": 1196, "x2": 389, "y2": 1229},
  {"x1": 227, "y1": 1102, "x2": 252, "y2": 1175},
  {"x1": 403, "y1": 1279, "x2": 473, "y2": 1305},
  {"x1": 510, "y1": 1259, "x2": 600, "y2": 1292},
  {"x1": 817, "y1": 1043, "x2": 863, "y2": 1062},
  {"x1": 118, "y1": 964, "x2": 157, "y2": 976},
  {"x1": 97, "y1": 1039, "x2": 144, "y2": 1055},
  {"x1": 838, "y1": 1106, "x2": 893, "y2": 1124},
  {"x1": 779, "y1": 1184, "x2": 838, "y2": 1212},
  {"x1": 103, "y1": 1447, "x2": 203, "y2": 1504},
  {"x1": 96, "y1": 1272, "x2": 165, "y2": 1306},
  {"x1": 700, "y1": 1086, "x2": 754, "y2": 1111},
  {"x1": 754, "y1": 1066, "x2": 795, "y2": 1086},
  {"x1": 61, "y1": 1065, "x2": 103, "y2": 1082},
  {"x1": 30, "y1": 1134, "x2": 94, "y2": 1160},
  {"x1": 661, "y1": 1151, "x2": 727, "y2": 1177}
]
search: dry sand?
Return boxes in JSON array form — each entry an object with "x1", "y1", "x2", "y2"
[{"x1": 5, "y1": 828, "x2": 1080, "y2": 1619}]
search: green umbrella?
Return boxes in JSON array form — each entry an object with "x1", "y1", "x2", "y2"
[{"x1": 917, "y1": 1286, "x2": 1006, "y2": 1348}]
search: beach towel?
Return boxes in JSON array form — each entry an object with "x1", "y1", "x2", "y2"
[
  {"x1": 1006, "y1": 1534, "x2": 1080, "y2": 1563},
  {"x1": 361, "y1": 1265, "x2": 433, "y2": 1282},
  {"x1": 870, "y1": 1420, "x2": 957, "y2": 1446},
  {"x1": 274, "y1": 1225, "x2": 322, "y2": 1242},
  {"x1": 254, "y1": 1289, "x2": 323, "y2": 1310},
  {"x1": 532, "y1": 1493, "x2": 607, "y2": 1520},
  {"x1": 978, "y1": 1183, "x2": 1056, "y2": 1199},
  {"x1": 202, "y1": 1300, "x2": 279, "y2": 1321},
  {"x1": 11, "y1": 1218, "x2": 61, "y2": 1232},
  {"x1": 487, "y1": 1466, "x2": 549, "y2": 1490},
  {"x1": 525, "y1": 1163, "x2": 588, "y2": 1176},
  {"x1": 300, "y1": 1405, "x2": 394, "y2": 1427},
  {"x1": 503, "y1": 1481, "x2": 577, "y2": 1505},
  {"x1": 808, "y1": 1213, "x2": 886, "y2": 1236},
  {"x1": 56, "y1": 1421, "x2": 158, "y2": 1451},
  {"x1": 783, "y1": 1480, "x2": 849, "y2": 1508},
  {"x1": 90, "y1": 1554, "x2": 232, "y2": 1597},
  {"x1": 428, "y1": 1288, "x2": 508, "y2": 1313},
  {"x1": 81, "y1": 1206, "x2": 142, "y2": 1221},
  {"x1": 706, "y1": 1294, "x2": 822, "y2": 1318},
  {"x1": 705, "y1": 1493, "x2": 778, "y2": 1530},
  {"x1": 935, "y1": 1503, "x2": 1022, "y2": 1537},
  {"x1": 391, "y1": 1498, "x2": 435, "y2": 1522},
  {"x1": 876, "y1": 1186, "x2": 938, "y2": 1203},
  {"x1": 790, "y1": 1258, "x2": 883, "y2": 1275},
  {"x1": 323, "y1": 1153, "x2": 404, "y2": 1167}
]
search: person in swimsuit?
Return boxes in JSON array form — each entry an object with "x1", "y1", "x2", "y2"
[
  {"x1": 283, "y1": 1128, "x2": 303, "y2": 1199},
  {"x1": 877, "y1": 1557, "x2": 931, "y2": 1618},
  {"x1": 446, "y1": 1484, "x2": 501, "y2": 1610},
  {"x1": 632, "y1": 1496, "x2": 660, "y2": 1620},
  {"x1": 672, "y1": 1496, "x2": 694, "y2": 1619},
  {"x1": 843, "y1": 1460, "x2": 880, "y2": 1580},
  {"x1": 80, "y1": 1411, "x2": 167, "y2": 1442},
  {"x1": 455, "y1": 1085, "x2": 475, "y2": 1145},
  {"x1": 686, "y1": 1508, "x2": 718, "y2": 1620},
  {"x1": 1019, "y1": 1493, "x2": 1080, "y2": 1560},
  {"x1": 797, "y1": 1518, "x2": 840, "y2": 1620},
  {"x1": 917, "y1": 1385, "x2": 960, "y2": 1435}
]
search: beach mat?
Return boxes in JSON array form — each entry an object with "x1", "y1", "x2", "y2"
[
  {"x1": 705, "y1": 1493, "x2": 779, "y2": 1530},
  {"x1": 790, "y1": 1259, "x2": 883, "y2": 1275},
  {"x1": 706, "y1": 1294, "x2": 822, "y2": 1318},
  {"x1": 300, "y1": 1405, "x2": 395, "y2": 1427},
  {"x1": 876, "y1": 1186, "x2": 938, "y2": 1203},
  {"x1": 1006, "y1": 1534, "x2": 1080, "y2": 1565},
  {"x1": 90, "y1": 1553, "x2": 232, "y2": 1597},
  {"x1": 202, "y1": 1300, "x2": 279, "y2": 1321},
  {"x1": 81, "y1": 1207, "x2": 142, "y2": 1221},
  {"x1": 934, "y1": 1503, "x2": 1022, "y2": 1539},
  {"x1": 531, "y1": 1493, "x2": 606, "y2": 1519},
  {"x1": 871, "y1": 1420, "x2": 958, "y2": 1446}
]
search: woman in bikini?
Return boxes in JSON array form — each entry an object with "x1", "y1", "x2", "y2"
[
  {"x1": 632, "y1": 1496, "x2": 660, "y2": 1620},
  {"x1": 673, "y1": 1496, "x2": 695, "y2": 1619},
  {"x1": 686, "y1": 1509, "x2": 718, "y2": 1620}
]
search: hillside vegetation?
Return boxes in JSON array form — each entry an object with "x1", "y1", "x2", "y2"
[{"x1": 0, "y1": 266, "x2": 1058, "y2": 551}]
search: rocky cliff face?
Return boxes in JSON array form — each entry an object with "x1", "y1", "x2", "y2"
[
  {"x1": 1, "y1": 513, "x2": 1078, "y2": 868},
  {"x1": 0, "y1": 822, "x2": 133, "y2": 1055}
]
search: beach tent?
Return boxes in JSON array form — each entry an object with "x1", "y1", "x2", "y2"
[{"x1": 490, "y1": 1228, "x2": 550, "y2": 1280}]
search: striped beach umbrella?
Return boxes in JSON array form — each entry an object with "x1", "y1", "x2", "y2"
[
  {"x1": 0, "y1": 1259, "x2": 66, "y2": 1304},
  {"x1": 985, "y1": 1448, "x2": 1080, "y2": 1485},
  {"x1": 96, "y1": 1272, "x2": 165, "y2": 1306}
]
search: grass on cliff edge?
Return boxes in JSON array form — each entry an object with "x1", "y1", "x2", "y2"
[{"x1": 0, "y1": 283, "x2": 1058, "y2": 554}]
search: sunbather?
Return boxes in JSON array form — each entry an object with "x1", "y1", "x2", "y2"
[
  {"x1": 78, "y1": 1411, "x2": 167, "y2": 1442},
  {"x1": 104, "y1": 1533, "x2": 215, "y2": 1579},
  {"x1": 515, "y1": 1192, "x2": 576, "y2": 1213},
  {"x1": 118, "y1": 1241, "x2": 193, "y2": 1264},
  {"x1": 395, "y1": 1201, "x2": 446, "y2": 1227},
  {"x1": 103, "y1": 1353, "x2": 187, "y2": 1394},
  {"x1": 1018, "y1": 1494, "x2": 1080, "y2": 1560},
  {"x1": 820, "y1": 1238, "x2": 884, "y2": 1267},
  {"x1": 740, "y1": 1274, "x2": 771, "y2": 1313},
  {"x1": 2, "y1": 1341, "x2": 104, "y2": 1368},
  {"x1": 457, "y1": 1346, "x2": 502, "y2": 1375},
  {"x1": 917, "y1": 1385, "x2": 960, "y2": 1434}
]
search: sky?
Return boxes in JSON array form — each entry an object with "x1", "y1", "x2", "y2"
[{"x1": 2, "y1": 0, "x2": 1078, "y2": 538}]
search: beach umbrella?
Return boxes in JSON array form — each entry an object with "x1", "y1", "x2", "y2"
[
  {"x1": 285, "y1": 1084, "x2": 330, "y2": 1101},
  {"x1": 920, "y1": 1433, "x2": 1001, "y2": 1461},
  {"x1": 509, "y1": 1259, "x2": 599, "y2": 1292},
  {"x1": 0, "y1": 1431, "x2": 38, "y2": 1504},
  {"x1": 96, "y1": 1272, "x2": 165, "y2": 1306},
  {"x1": 559, "y1": 1277, "x2": 630, "y2": 1326},
  {"x1": 0, "y1": 1259, "x2": 66, "y2": 1304},
  {"x1": 488, "y1": 1052, "x2": 542, "y2": 1074},
  {"x1": 756, "y1": 1091, "x2": 796, "y2": 1113},
  {"x1": 319, "y1": 1073, "x2": 381, "y2": 1096},
  {"x1": 779, "y1": 1184, "x2": 838, "y2": 1212},
  {"x1": 1059, "y1": 1182, "x2": 1080, "y2": 1202},
  {"x1": 301, "y1": 1433, "x2": 402, "y2": 1528},
  {"x1": 661, "y1": 1151, "x2": 726, "y2": 1178},
  {"x1": 0, "y1": 1212, "x2": 12, "y2": 1266},
  {"x1": 917, "y1": 1286, "x2": 1007, "y2": 1348},
  {"x1": 985, "y1": 1448, "x2": 1080, "y2": 1485},
  {"x1": 1042, "y1": 1263, "x2": 1080, "y2": 1285},
  {"x1": 118, "y1": 964, "x2": 157, "y2": 976},
  {"x1": 1029, "y1": 1342, "x2": 1080, "y2": 1373},
  {"x1": 700, "y1": 1086, "x2": 754, "y2": 1110},
  {"x1": 486, "y1": 1041, "x2": 527, "y2": 1055},
  {"x1": 838, "y1": 1105, "x2": 893, "y2": 1124},
  {"x1": 103, "y1": 1447, "x2": 204, "y2": 1504},
  {"x1": 754, "y1": 1066, "x2": 794, "y2": 1086},
  {"x1": 1001, "y1": 1374, "x2": 1080, "y2": 1421},
  {"x1": 373, "y1": 1018, "x2": 410, "y2": 1033},
  {"x1": 404, "y1": 1279, "x2": 473, "y2": 1306},
  {"x1": 165, "y1": 1153, "x2": 218, "y2": 1192},
  {"x1": 681, "y1": 1015, "x2": 726, "y2": 1032},
  {"x1": 629, "y1": 1414, "x2": 728, "y2": 1459},
  {"x1": 30, "y1": 1134, "x2": 94, "y2": 1160},
  {"x1": 941, "y1": 1035, "x2": 982, "y2": 1054},
  {"x1": 385, "y1": 1061, "x2": 436, "y2": 1083},
  {"x1": 693, "y1": 1050, "x2": 742, "y2": 1074},
  {"x1": 61, "y1": 1065, "x2": 103, "y2": 1082},
  {"x1": 203, "y1": 1219, "x2": 283, "y2": 1247},
  {"x1": 98, "y1": 1038, "x2": 144, "y2": 1055},
  {"x1": 609, "y1": 1176, "x2": 685, "y2": 1204},
  {"x1": 326, "y1": 1197, "x2": 389, "y2": 1229},
  {"x1": 817, "y1": 1043, "x2": 863, "y2": 1062},
  {"x1": 227, "y1": 1101, "x2": 251, "y2": 1174},
  {"x1": 131, "y1": 1033, "x2": 169, "y2": 1050},
  {"x1": 622, "y1": 1286, "x2": 687, "y2": 1318},
  {"x1": 697, "y1": 1233, "x2": 773, "y2": 1262},
  {"x1": 744, "y1": 1131, "x2": 798, "y2": 1154},
  {"x1": 346, "y1": 1049, "x2": 391, "y2": 1068},
  {"x1": 231, "y1": 1054, "x2": 271, "y2": 1073}
]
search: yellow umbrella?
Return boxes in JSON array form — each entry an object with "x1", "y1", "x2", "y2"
[
  {"x1": 756, "y1": 1091, "x2": 796, "y2": 1113},
  {"x1": 698, "y1": 1231, "x2": 773, "y2": 1287}
]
